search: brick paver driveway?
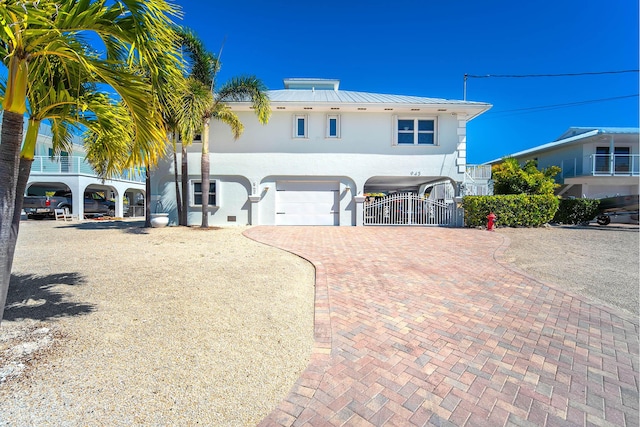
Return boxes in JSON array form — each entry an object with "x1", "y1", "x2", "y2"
[{"x1": 244, "y1": 227, "x2": 639, "y2": 426}]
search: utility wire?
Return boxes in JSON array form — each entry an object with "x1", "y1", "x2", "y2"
[
  {"x1": 465, "y1": 70, "x2": 639, "y2": 78},
  {"x1": 462, "y1": 69, "x2": 639, "y2": 99},
  {"x1": 482, "y1": 94, "x2": 639, "y2": 119}
]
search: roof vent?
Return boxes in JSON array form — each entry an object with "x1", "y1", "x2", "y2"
[
  {"x1": 357, "y1": 107, "x2": 367, "y2": 111},
  {"x1": 384, "y1": 108, "x2": 393, "y2": 111},
  {"x1": 331, "y1": 107, "x2": 340, "y2": 110},
  {"x1": 411, "y1": 108, "x2": 420, "y2": 111},
  {"x1": 304, "y1": 107, "x2": 313, "y2": 110},
  {"x1": 276, "y1": 106, "x2": 286, "y2": 110}
]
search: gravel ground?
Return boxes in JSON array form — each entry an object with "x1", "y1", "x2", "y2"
[
  {"x1": 0, "y1": 219, "x2": 315, "y2": 426},
  {"x1": 0, "y1": 220, "x2": 638, "y2": 426},
  {"x1": 497, "y1": 223, "x2": 639, "y2": 317}
]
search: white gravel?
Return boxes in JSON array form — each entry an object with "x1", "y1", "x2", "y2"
[
  {"x1": 497, "y1": 223, "x2": 639, "y2": 317},
  {"x1": 1, "y1": 219, "x2": 315, "y2": 426}
]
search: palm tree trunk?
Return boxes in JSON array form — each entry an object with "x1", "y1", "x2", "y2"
[
  {"x1": 11, "y1": 156, "x2": 33, "y2": 241},
  {"x1": 200, "y1": 118, "x2": 210, "y2": 228},
  {"x1": 172, "y1": 131, "x2": 182, "y2": 224},
  {"x1": 181, "y1": 143, "x2": 189, "y2": 226},
  {"x1": 0, "y1": 111, "x2": 24, "y2": 323},
  {"x1": 145, "y1": 161, "x2": 152, "y2": 228}
]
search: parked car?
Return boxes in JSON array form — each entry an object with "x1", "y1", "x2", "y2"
[{"x1": 22, "y1": 190, "x2": 123, "y2": 219}]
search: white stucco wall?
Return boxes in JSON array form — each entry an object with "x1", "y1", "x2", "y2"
[{"x1": 153, "y1": 108, "x2": 478, "y2": 226}]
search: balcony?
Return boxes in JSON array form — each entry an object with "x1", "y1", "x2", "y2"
[
  {"x1": 589, "y1": 154, "x2": 639, "y2": 176},
  {"x1": 559, "y1": 154, "x2": 639, "y2": 179},
  {"x1": 30, "y1": 156, "x2": 146, "y2": 183}
]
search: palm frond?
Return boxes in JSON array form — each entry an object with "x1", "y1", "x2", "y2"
[
  {"x1": 213, "y1": 104, "x2": 244, "y2": 139},
  {"x1": 216, "y1": 75, "x2": 271, "y2": 124}
]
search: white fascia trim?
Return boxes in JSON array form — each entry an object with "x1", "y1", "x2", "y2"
[{"x1": 484, "y1": 129, "x2": 601, "y2": 165}]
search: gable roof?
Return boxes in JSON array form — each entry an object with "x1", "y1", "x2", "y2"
[{"x1": 486, "y1": 127, "x2": 640, "y2": 164}]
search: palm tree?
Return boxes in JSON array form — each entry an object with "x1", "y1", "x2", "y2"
[
  {"x1": 174, "y1": 29, "x2": 216, "y2": 226},
  {"x1": 177, "y1": 31, "x2": 271, "y2": 227},
  {"x1": 0, "y1": 0, "x2": 182, "y2": 322},
  {"x1": 200, "y1": 76, "x2": 271, "y2": 227}
]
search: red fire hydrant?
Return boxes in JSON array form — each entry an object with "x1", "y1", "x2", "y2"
[{"x1": 487, "y1": 212, "x2": 497, "y2": 231}]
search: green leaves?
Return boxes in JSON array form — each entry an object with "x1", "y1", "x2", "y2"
[
  {"x1": 0, "y1": 0, "x2": 187, "y2": 179},
  {"x1": 462, "y1": 194, "x2": 560, "y2": 227},
  {"x1": 492, "y1": 157, "x2": 561, "y2": 196}
]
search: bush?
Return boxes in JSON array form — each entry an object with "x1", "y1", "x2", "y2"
[
  {"x1": 553, "y1": 198, "x2": 600, "y2": 225},
  {"x1": 492, "y1": 158, "x2": 561, "y2": 196},
  {"x1": 462, "y1": 194, "x2": 559, "y2": 227}
]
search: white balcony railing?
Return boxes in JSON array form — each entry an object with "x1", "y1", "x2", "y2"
[
  {"x1": 29, "y1": 156, "x2": 146, "y2": 183},
  {"x1": 465, "y1": 164, "x2": 492, "y2": 180},
  {"x1": 590, "y1": 154, "x2": 639, "y2": 176}
]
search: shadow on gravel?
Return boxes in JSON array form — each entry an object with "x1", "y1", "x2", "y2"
[
  {"x1": 4, "y1": 272, "x2": 95, "y2": 321},
  {"x1": 59, "y1": 219, "x2": 149, "y2": 234}
]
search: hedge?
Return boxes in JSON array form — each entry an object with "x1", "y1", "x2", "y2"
[
  {"x1": 552, "y1": 198, "x2": 600, "y2": 225},
  {"x1": 462, "y1": 194, "x2": 559, "y2": 227}
]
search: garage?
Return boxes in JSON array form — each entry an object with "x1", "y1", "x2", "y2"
[{"x1": 275, "y1": 181, "x2": 339, "y2": 225}]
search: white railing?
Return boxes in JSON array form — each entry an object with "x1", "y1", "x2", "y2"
[
  {"x1": 364, "y1": 192, "x2": 455, "y2": 226},
  {"x1": 463, "y1": 165, "x2": 492, "y2": 196},
  {"x1": 29, "y1": 156, "x2": 146, "y2": 183},
  {"x1": 590, "y1": 154, "x2": 639, "y2": 176},
  {"x1": 465, "y1": 164, "x2": 492, "y2": 180}
]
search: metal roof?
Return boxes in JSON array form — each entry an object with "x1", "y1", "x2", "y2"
[
  {"x1": 555, "y1": 127, "x2": 640, "y2": 141},
  {"x1": 485, "y1": 127, "x2": 640, "y2": 164},
  {"x1": 266, "y1": 89, "x2": 488, "y2": 106}
]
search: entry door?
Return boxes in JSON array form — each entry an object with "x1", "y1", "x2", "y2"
[{"x1": 276, "y1": 181, "x2": 339, "y2": 225}]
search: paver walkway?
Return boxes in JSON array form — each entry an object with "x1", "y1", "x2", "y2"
[{"x1": 244, "y1": 227, "x2": 639, "y2": 427}]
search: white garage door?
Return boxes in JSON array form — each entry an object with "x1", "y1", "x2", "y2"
[{"x1": 276, "y1": 181, "x2": 339, "y2": 225}]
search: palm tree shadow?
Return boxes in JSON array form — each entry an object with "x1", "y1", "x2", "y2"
[{"x1": 4, "y1": 272, "x2": 95, "y2": 321}]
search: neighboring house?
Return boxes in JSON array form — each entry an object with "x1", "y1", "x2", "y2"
[
  {"x1": 0, "y1": 117, "x2": 146, "y2": 218},
  {"x1": 152, "y1": 78, "x2": 492, "y2": 226},
  {"x1": 486, "y1": 127, "x2": 639, "y2": 199}
]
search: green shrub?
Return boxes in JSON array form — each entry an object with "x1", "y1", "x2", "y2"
[
  {"x1": 553, "y1": 198, "x2": 600, "y2": 225},
  {"x1": 462, "y1": 194, "x2": 559, "y2": 227}
]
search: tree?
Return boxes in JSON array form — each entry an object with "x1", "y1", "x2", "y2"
[
  {"x1": 174, "y1": 30, "x2": 271, "y2": 228},
  {"x1": 0, "y1": 0, "x2": 182, "y2": 322},
  {"x1": 492, "y1": 157, "x2": 561, "y2": 196}
]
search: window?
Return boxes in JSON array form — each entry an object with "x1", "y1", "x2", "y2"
[
  {"x1": 326, "y1": 114, "x2": 341, "y2": 138},
  {"x1": 595, "y1": 147, "x2": 610, "y2": 173},
  {"x1": 614, "y1": 147, "x2": 630, "y2": 173},
  {"x1": 191, "y1": 180, "x2": 217, "y2": 206},
  {"x1": 293, "y1": 114, "x2": 308, "y2": 138},
  {"x1": 395, "y1": 118, "x2": 436, "y2": 145}
]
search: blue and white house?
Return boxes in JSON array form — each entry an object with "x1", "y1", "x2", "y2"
[
  {"x1": 152, "y1": 78, "x2": 492, "y2": 226},
  {"x1": 487, "y1": 127, "x2": 639, "y2": 199}
]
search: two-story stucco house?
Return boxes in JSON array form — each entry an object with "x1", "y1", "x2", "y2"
[
  {"x1": 151, "y1": 78, "x2": 492, "y2": 226},
  {"x1": 487, "y1": 127, "x2": 639, "y2": 200}
]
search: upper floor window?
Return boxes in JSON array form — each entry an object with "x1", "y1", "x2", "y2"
[
  {"x1": 326, "y1": 114, "x2": 341, "y2": 138},
  {"x1": 293, "y1": 114, "x2": 308, "y2": 138},
  {"x1": 395, "y1": 118, "x2": 436, "y2": 145}
]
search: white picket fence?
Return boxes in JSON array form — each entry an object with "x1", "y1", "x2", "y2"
[{"x1": 363, "y1": 192, "x2": 455, "y2": 226}]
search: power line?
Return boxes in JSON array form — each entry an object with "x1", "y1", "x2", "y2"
[
  {"x1": 465, "y1": 70, "x2": 639, "y2": 79},
  {"x1": 483, "y1": 94, "x2": 639, "y2": 119},
  {"x1": 462, "y1": 69, "x2": 639, "y2": 100}
]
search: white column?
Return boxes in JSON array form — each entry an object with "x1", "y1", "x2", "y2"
[
  {"x1": 248, "y1": 195, "x2": 260, "y2": 225},
  {"x1": 354, "y1": 195, "x2": 366, "y2": 226},
  {"x1": 456, "y1": 114, "x2": 468, "y2": 174}
]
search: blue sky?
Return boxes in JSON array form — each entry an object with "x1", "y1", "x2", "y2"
[{"x1": 175, "y1": 1, "x2": 638, "y2": 164}]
